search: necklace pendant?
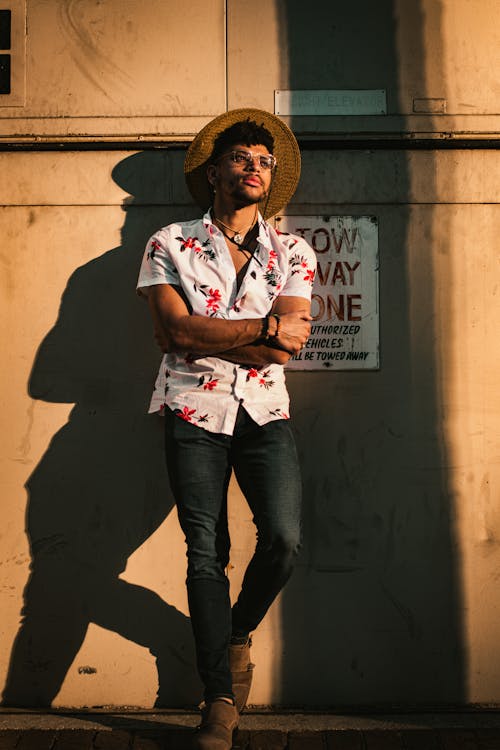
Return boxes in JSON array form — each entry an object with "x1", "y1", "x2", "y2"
[{"x1": 233, "y1": 233, "x2": 243, "y2": 245}]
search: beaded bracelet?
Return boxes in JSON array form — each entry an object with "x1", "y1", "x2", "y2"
[{"x1": 272, "y1": 313, "x2": 281, "y2": 338}]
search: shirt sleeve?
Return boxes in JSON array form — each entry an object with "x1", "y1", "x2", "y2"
[
  {"x1": 279, "y1": 236, "x2": 317, "y2": 300},
  {"x1": 136, "y1": 230, "x2": 180, "y2": 296}
]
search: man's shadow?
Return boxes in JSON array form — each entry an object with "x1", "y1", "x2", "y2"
[{"x1": 2, "y1": 151, "x2": 202, "y2": 707}]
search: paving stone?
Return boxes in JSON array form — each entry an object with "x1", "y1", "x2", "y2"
[
  {"x1": 165, "y1": 729, "x2": 196, "y2": 749},
  {"x1": 325, "y1": 731, "x2": 364, "y2": 750},
  {"x1": 16, "y1": 730, "x2": 57, "y2": 750},
  {"x1": 440, "y1": 729, "x2": 479, "y2": 750},
  {"x1": 131, "y1": 735, "x2": 165, "y2": 750},
  {"x1": 363, "y1": 731, "x2": 404, "y2": 750},
  {"x1": 288, "y1": 732, "x2": 325, "y2": 749},
  {"x1": 232, "y1": 729, "x2": 251, "y2": 749},
  {"x1": 248, "y1": 729, "x2": 287, "y2": 749},
  {"x1": 53, "y1": 730, "x2": 96, "y2": 749},
  {"x1": 475, "y1": 729, "x2": 500, "y2": 750},
  {"x1": 94, "y1": 730, "x2": 133, "y2": 750},
  {"x1": 0, "y1": 732, "x2": 22, "y2": 750},
  {"x1": 401, "y1": 730, "x2": 442, "y2": 749}
]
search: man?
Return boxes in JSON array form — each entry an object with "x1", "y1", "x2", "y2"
[{"x1": 137, "y1": 108, "x2": 316, "y2": 749}]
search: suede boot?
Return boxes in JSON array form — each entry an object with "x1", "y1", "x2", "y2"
[
  {"x1": 229, "y1": 638, "x2": 254, "y2": 713},
  {"x1": 192, "y1": 699, "x2": 239, "y2": 750}
]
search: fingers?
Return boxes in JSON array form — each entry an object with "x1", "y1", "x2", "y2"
[
  {"x1": 272, "y1": 311, "x2": 312, "y2": 354},
  {"x1": 279, "y1": 311, "x2": 312, "y2": 327},
  {"x1": 281, "y1": 309, "x2": 310, "y2": 320},
  {"x1": 278, "y1": 327, "x2": 310, "y2": 354},
  {"x1": 295, "y1": 309, "x2": 312, "y2": 321}
]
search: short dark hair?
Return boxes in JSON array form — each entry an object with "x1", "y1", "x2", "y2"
[{"x1": 210, "y1": 119, "x2": 274, "y2": 162}]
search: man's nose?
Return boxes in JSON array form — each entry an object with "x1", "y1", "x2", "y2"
[{"x1": 246, "y1": 157, "x2": 261, "y2": 172}]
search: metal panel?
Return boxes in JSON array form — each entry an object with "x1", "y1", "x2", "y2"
[
  {"x1": 275, "y1": 90, "x2": 387, "y2": 116},
  {"x1": 0, "y1": 10, "x2": 12, "y2": 49},
  {"x1": 0, "y1": 54, "x2": 10, "y2": 94},
  {"x1": 228, "y1": 0, "x2": 500, "y2": 135},
  {"x1": 0, "y1": 0, "x2": 25, "y2": 106},
  {"x1": 0, "y1": 0, "x2": 225, "y2": 134}
]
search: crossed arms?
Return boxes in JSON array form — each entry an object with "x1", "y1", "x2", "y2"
[{"x1": 145, "y1": 283, "x2": 312, "y2": 367}]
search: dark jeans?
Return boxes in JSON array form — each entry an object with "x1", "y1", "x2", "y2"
[{"x1": 164, "y1": 405, "x2": 302, "y2": 702}]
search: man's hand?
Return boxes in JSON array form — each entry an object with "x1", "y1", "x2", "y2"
[
  {"x1": 216, "y1": 298, "x2": 312, "y2": 366},
  {"x1": 272, "y1": 310, "x2": 311, "y2": 355}
]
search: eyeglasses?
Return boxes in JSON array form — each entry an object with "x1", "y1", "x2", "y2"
[{"x1": 219, "y1": 149, "x2": 277, "y2": 170}]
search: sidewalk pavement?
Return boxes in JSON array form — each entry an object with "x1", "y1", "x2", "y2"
[{"x1": 2, "y1": 708, "x2": 500, "y2": 749}]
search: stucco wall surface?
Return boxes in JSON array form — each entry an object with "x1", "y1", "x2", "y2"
[
  {"x1": 0, "y1": 148, "x2": 498, "y2": 707},
  {"x1": 0, "y1": 0, "x2": 499, "y2": 710}
]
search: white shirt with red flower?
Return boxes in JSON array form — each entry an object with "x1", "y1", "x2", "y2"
[{"x1": 137, "y1": 211, "x2": 316, "y2": 435}]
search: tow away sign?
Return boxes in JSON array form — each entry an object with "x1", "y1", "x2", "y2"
[{"x1": 275, "y1": 215, "x2": 379, "y2": 371}]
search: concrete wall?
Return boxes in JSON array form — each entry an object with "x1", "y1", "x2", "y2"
[{"x1": 0, "y1": 0, "x2": 499, "y2": 708}]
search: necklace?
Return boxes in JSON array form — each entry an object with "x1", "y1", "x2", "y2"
[
  {"x1": 217, "y1": 225, "x2": 254, "y2": 256},
  {"x1": 213, "y1": 207, "x2": 258, "y2": 246},
  {"x1": 216, "y1": 225, "x2": 264, "y2": 267}
]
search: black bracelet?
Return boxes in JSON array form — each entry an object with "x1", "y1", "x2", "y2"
[
  {"x1": 271, "y1": 314, "x2": 281, "y2": 338},
  {"x1": 260, "y1": 315, "x2": 270, "y2": 340}
]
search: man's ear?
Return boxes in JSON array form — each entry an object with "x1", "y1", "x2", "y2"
[{"x1": 206, "y1": 164, "x2": 217, "y2": 187}]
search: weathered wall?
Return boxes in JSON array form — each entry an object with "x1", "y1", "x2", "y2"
[{"x1": 0, "y1": 0, "x2": 499, "y2": 707}]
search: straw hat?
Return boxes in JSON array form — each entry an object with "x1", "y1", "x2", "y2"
[{"x1": 184, "y1": 108, "x2": 301, "y2": 219}]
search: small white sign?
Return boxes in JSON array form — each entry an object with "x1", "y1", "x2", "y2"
[
  {"x1": 275, "y1": 215, "x2": 380, "y2": 371},
  {"x1": 275, "y1": 89, "x2": 386, "y2": 116}
]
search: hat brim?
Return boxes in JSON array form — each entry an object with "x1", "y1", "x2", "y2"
[{"x1": 184, "y1": 108, "x2": 301, "y2": 219}]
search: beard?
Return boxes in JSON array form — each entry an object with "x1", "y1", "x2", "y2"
[{"x1": 229, "y1": 178, "x2": 269, "y2": 209}]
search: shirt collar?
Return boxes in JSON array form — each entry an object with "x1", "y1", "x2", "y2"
[
  {"x1": 203, "y1": 209, "x2": 214, "y2": 230},
  {"x1": 255, "y1": 214, "x2": 273, "y2": 250},
  {"x1": 203, "y1": 208, "x2": 273, "y2": 251}
]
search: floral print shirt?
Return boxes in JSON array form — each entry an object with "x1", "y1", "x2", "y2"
[{"x1": 137, "y1": 211, "x2": 316, "y2": 435}]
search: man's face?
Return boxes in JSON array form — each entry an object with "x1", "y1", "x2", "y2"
[{"x1": 208, "y1": 143, "x2": 274, "y2": 209}]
